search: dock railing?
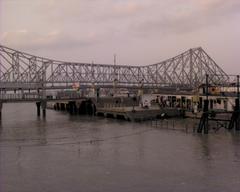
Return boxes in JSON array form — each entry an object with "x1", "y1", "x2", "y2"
[{"x1": 151, "y1": 118, "x2": 199, "y2": 133}]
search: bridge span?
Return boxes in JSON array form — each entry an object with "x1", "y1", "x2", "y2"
[
  {"x1": 0, "y1": 44, "x2": 229, "y2": 119},
  {"x1": 0, "y1": 44, "x2": 228, "y2": 91}
]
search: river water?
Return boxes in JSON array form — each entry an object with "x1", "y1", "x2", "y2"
[{"x1": 0, "y1": 103, "x2": 240, "y2": 192}]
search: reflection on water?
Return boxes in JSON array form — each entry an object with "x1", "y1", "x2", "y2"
[
  {"x1": 198, "y1": 135, "x2": 211, "y2": 159},
  {"x1": 231, "y1": 132, "x2": 240, "y2": 161},
  {"x1": 1, "y1": 103, "x2": 240, "y2": 192}
]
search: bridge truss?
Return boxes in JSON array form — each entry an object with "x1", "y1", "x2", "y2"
[{"x1": 0, "y1": 44, "x2": 228, "y2": 92}]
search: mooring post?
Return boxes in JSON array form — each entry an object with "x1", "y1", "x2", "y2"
[
  {"x1": 42, "y1": 100, "x2": 46, "y2": 118},
  {"x1": 36, "y1": 101, "x2": 41, "y2": 116},
  {"x1": 203, "y1": 100, "x2": 209, "y2": 134},
  {"x1": 197, "y1": 74, "x2": 209, "y2": 134}
]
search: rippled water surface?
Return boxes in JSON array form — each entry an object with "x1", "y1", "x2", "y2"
[{"x1": 1, "y1": 103, "x2": 240, "y2": 192}]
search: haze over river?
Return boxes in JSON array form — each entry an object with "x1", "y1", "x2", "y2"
[{"x1": 1, "y1": 103, "x2": 240, "y2": 192}]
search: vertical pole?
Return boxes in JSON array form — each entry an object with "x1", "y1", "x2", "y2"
[
  {"x1": 114, "y1": 54, "x2": 116, "y2": 67},
  {"x1": 189, "y1": 49, "x2": 193, "y2": 87},
  {"x1": 113, "y1": 54, "x2": 117, "y2": 97},
  {"x1": 203, "y1": 100, "x2": 209, "y2": 134},
  {"x1": 96, "y1": 87, "x2": 100, "y2": 103},
  {"x1": 51, "y1": 62, "x2": 53, "y2": 87},
  {"x1": 0, "y1": 101, "x2": 2, "y2": 120},
  {"x1": 204, "y1": 74, "x2": 209, "y2": 134},
  {"x1": 156, "y1": 64, "x2": 158, "y2": 86},
  {"x1": 206, "y1": 74, "x2": 209, "y2": 101},
  {"x1": 237, "y1": 75, "x2": 239, "y2": 105},
  {"x1": 42, "y1": 62, "x2": 47, "y2": 118},
  {"x1": 66, "y1": 65, "x2": 68, "y2": 87},
  {"x1": 36, "y1": 102, "x2": 41, "y2": 116},
  {"x1": 236, "y1": 75, "x2": 240, "y2": 130}
]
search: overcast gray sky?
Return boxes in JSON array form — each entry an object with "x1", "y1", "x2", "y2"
[{"x1": 1, "y1": 0, "x2": 240, "y2": 73}]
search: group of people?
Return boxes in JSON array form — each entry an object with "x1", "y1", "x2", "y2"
[
  {"x1": 154, "y1": 95, "x2": 177, "y2": 108},
  {"x1": 154, "y1": 95, "x2": 199, "y2": 113}
]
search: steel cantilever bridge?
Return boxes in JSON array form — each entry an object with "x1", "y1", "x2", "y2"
[{"x1": 0, "y1": 44, "x2": 227, "y2": 93}]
